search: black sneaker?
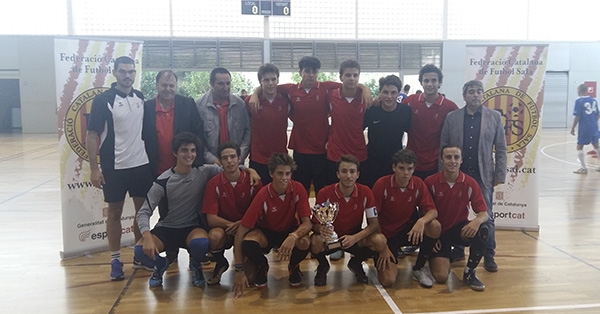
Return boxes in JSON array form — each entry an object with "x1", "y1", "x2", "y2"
[
  {"x1": 402, "y1": 246, "x2": 419, "y2": 255},
  {"x1": 483, "y1": 257, "x2": 498, "y2": 272},
  {"x1": 207, "y1": 259, "x2": 230, "y2": 285},
  {"x1": 288, "y1": 264, "x2": 303, "y2": 288},
  {"x1": 314, "y1": 259, "x2": 331, "y2": 286},
  {"x1": 463, "y1": 269, "x2": 485, "y2": 291},
  {"x1": 347, "y1": 257, "x2": 368, "y2": 284},
  {"x1": 254, "y1": 265, "x2": 269, "y2": 288},
  {"x1": 397, "y1": 249, "x2": 406, "y2": 259}
]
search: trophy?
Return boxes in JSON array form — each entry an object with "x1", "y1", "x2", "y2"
[{"x1": 311, "y1": 201, "x2": 342, "y2": 250}]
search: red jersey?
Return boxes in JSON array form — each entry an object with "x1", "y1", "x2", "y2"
[
  {"x1": 202, "y1": 170, "x2": 262, "y2": 222},
  {"x1": 279, "y1": 81, "x2": 341, "y2": 154},
  {"x1": 246, "y1": 93, "x2": 290, "y2": 164},
  {"x1": 424, "y1": 171, "x2": 487, "y2": 234},
  {"x1": 402, "y1": 93, "x2": 458, "y2": 172},
  {"x1": 372, "y1": 174, "x2": 436, "y2": 238},
  {"x1": 327, "y1": 88, "x2": 367, "y2": 162},
  {"x1": 241, "y1": 180, "x2": 310, "y2": 232},
  {"x1": 155, "y1": 98, "x2": 175, "y2": 174},
  {"x1": 314, "y1": 183, "x2": 376, "y2": 237}
]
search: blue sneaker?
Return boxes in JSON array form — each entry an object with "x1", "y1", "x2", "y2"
[
  {"x1": 149, "y1": 263, "x2": 168, "y2": 287},
  {"x1": 133, "y1": 258, "x2": 153, "y2": 271},
  {"x1": 191, "y1": 262, "x2": 206, "y2": 287},
  {"x1": 110, "y1": 259, "x2": 125, "y2": 281}
]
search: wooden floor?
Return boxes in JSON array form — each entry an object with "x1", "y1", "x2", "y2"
[{"x1": 1, "y1": 129, "x2": 599, "y2": 314}]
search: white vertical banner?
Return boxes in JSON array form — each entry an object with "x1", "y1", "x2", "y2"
[
  {"x1": 55, "y1": 38, "x2": 143, "y2": 259},
  {"x1": 466, "y1": 45, "x2": 548, "y2": 231}
]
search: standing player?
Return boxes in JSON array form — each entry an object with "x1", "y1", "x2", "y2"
[
  {"x1": 362, "y1": 75, "x2": 411, "y2": 188},
  {"x1": 326, "y1": 60, "x2": 369, "y2": 185},
  {"x1": 372, "y1": 149, "x2": 440, "y2": 288},
  {"x1": 425, "y1": 145, "x2": 490, "y2": 291},
  {"x1": 202, "y1": 141, "x2": 263, "y2": 285},
  {"x1": 571, "y1": 83, "x2": 600, "y2": 174},
  {"x1": 245, "y1": 63, "x2": 290, "y2": 185},
  {"x1": 232, "y1": 153, "x2": 312, "y2": 298},
  {"x1": 310, "y1": 155, "x2": 393, "y2": 286},
  {"x1": 85, "y1": 56, "x2": 153, "y2": 281},
  {"x1": 248, "y1": 56, "x2": 371, "y2": 195},
  {"x1": 402, "y1": 64, "x2": 458, "y2": 180}
]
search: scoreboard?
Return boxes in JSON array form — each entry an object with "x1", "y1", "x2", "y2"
[{"x1": 242, "y1": 1, "x2": 291, "y2": 16}]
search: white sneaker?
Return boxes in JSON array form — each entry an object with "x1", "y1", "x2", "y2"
[
  {"x1": 412, "y1": 268, "x2": 433, "y2": 288},
  {"x1": 573, "y1": 168, "x2": 588, "y2": 174}
]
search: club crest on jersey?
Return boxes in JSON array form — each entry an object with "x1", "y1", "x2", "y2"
[
  {"x1": 390, "y1": 196, "x2": 395, "y2": 202},
  {"x1": 221, "y1": 192, "x2": 228, "y2": 198}
]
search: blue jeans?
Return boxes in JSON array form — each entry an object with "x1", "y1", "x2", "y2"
[{"x1": 479, "y1": 184, "x2": 495, "y2": 258}]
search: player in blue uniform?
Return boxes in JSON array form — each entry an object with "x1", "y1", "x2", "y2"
[{"x1": 571, "y1": 84, "x2": 600, "y2": 174}]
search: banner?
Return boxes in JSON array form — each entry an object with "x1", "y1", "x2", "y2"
[
  {"x1": 466, "y1": 45, "x2": 548, "y2": 231},
  {"x1": 55, "y1": 38, "x2": 143, "y2": 259}
]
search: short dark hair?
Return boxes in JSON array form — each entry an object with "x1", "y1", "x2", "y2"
[
  {"x1": 210, "y1": 67, "x2": 231, "y2": 85},
  {"x1": 114, "y1": 56, "x2": 135, "y2": 71},
  {"x1": 257, "y1": 63, "x2": 280, "y2": 81},
  {"x1": 379, "y1": 75, "x2": 403, "y2": 92},
  {"x1": 156, "y1": 70, "x2": 178, "y2": 84},
  {"x1": 391, "y1": 149, "x2": 418, "y2": 166},
  {"x1": 298, "y1": 56, "x2": 321, "y2": 71},
  {"x1": 339, "y1": 59, "x2": 361, "y2": 76},
  {"x1": 440, "y1": 145, "x2": 462, "y2": 159},
  {"x1": 337, "y1": 154, "x2": 360, "y2": 171},
  {"x1": 268, "y1": 153, "x2": 296, "y2": 174},
  {"x1": 217, "y1": 141, "x2": 241, "y2": 159},
  {"x1": 419, "y1": 64, "x2": 443, "y2": 84},
  {"x1": 403, "y1": 84, "x2": 410, "y2": 93},
  {"x1": 171, "y1": 132, "x2": 202, "y2": 154},
  {"x1": 462, "y1": 80, "x2": 483, "y2": 96},
  {"x1": 578, "y1": 84, "x2": 588, "y2": 95}
]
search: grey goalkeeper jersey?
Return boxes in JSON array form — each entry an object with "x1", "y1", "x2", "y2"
[{"x1": 137, "y1": 164, "x2": 222, "y2": 234}]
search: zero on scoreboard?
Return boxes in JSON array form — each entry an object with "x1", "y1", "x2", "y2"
[{"x1": 242, "y1": 1, "x2": 290, "y2": 16}]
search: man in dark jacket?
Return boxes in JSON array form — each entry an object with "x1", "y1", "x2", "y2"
[{"x1": 143, "y1": 70, "x2": 204, "y2": 177}]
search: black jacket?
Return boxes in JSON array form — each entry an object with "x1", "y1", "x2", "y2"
[{"x1": 143, "y1": 94, "x2": 205, "y2": 177}]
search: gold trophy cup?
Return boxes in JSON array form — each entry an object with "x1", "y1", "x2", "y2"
[{"x1": 311, "y1": 201, "x2": 341, "y2": 250}]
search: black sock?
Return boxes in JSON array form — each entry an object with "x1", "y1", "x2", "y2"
[
  {"x1": 210, "y1": 249, "x2": 226, "y2": 263},
  {"x1": 414, "y1": 235, "x2": 437, "y2": 270},
  {"x1": 314, "y1": 251, "x2": 328, "y2": 266},
  {"x1": 242, "y1": 240, "x2": 268, "y2": 270},
  {"x1": 467, "y1": 224, "x2": 490, "y2": 269},
  {"x1": 289, "y1": 247, "x2": 309, "y2": 268}
]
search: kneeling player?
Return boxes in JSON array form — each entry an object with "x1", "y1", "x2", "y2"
[
  {"x1": 202, "y1": 142, "x2": 263, "y2": 285},
  {"x1": 135, "y1": 132, "x2": 259, "y2": 288},
  {"x1": 232, "y1": 153, "x2": 312, "y2": 298},
  {"x1": 424, "y1": 146, "x2": 490, "y2": 291},
  {"x1": 310, "y1": 155, "x2": 392, "y2": 286},
  {"x1": 372, "y1": 149, "x2": 441, "y2": 288}
]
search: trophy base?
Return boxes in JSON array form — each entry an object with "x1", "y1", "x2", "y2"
[{"x1": 325, "y1": 241, "x2": 342, "y2": 251}]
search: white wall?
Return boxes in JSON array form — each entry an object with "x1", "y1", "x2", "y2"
[{"x1": 17, "y1": 36, "x2": 57, "y2": 133}]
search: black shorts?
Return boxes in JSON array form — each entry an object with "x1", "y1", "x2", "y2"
[
  {"x1": 151, "y1": 225, "x2": 205, "y2": 251},
  {"x1": 325, "y1": 228, "x2": 375, "y2": 259},
  {"x1": 385, "y1": 221, "x2": 418, "y2": 254},
  {"x1": 258, "y1": 227, "x2": 295, "y2": 254},
  {"x1": 429, "y1": 221, "x2": 471, "y2": 259},
  {"x1": 102, "y1": 164, "x2": 153, "y2": 203},
  {"x1": 249, "y1": 160, "x2": 272, "y2": 186}
]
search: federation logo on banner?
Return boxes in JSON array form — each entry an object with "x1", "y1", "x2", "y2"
[
  {"x1": 483, "y1": 86, "x2": 539, "y2": 153},
  {"x1": 64, "y1": 87, "x2": 107, "y2": 161}
]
